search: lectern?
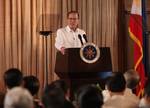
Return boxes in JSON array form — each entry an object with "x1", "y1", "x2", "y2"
[{"x1": 55, "y1": 47, "x2": 112, "y2": 99}]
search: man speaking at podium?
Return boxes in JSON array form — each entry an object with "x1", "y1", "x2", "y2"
[{"x1": 55, "y1": 11, "x2": 86, "y2": 55}]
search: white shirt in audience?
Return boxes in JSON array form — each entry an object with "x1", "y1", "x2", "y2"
[
  {"x1": 102, "y1": 88, "x2": 139, "y2": 108},
  {"x1": 102, "y1": 94, "x2": 139, "y2": 108},
  {"x1": 139, "y1": 98, "x2": 150, "y2": 108},
  {"x1": 102, "y1": 88, "x2": 139, "y2": 102}
]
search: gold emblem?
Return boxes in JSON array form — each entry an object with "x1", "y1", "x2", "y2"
[{"x1": 80, "y1": 43, "x2": 100, "y2": 63}]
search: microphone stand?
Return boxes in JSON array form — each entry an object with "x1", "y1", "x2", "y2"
[{"x1": 39, "y1": 31, "x2": 52, "y2": 87}]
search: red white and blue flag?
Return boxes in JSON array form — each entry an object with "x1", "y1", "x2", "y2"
[{"x1": 128, "y1": 0, "x2": 146, "y2": 97}]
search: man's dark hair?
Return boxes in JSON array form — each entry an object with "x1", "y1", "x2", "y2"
[
  {"x1": 44, "y1": 79, "x2": 75, "y2": 108},
  {"x1": 67, "y1": 11, "x2": 79, "y2": 18},
  {"x1": 23, "y1": 75, "x2": 40, "y2": 96},
  {"x1": 50, "y1": 80, "x2": 69, "y2": 95},
  {"x1": 4, "y1": 68, "x2": 23, "y2": 89},
  {"x1": 76, "y1": 85, "x2": 103, "y2": 108},
  {"x1": 42, "y1": 84, "x2": 65, "y2": 108},
  {"x1": 107, "y1": 72, "x2": 126, "y2": 92}
]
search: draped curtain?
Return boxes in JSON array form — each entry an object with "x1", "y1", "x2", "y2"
[{"x1": 0, "y1": 0, "x2": 120, "y2": 93}]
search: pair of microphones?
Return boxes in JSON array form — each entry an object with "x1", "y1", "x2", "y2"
[{"x1": 78, "y1": 34, "x2": 88, "y2": 45}]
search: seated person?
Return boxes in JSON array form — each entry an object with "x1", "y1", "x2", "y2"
[
  {"x1": 102, "y1": 72, "x2": 139, "y2": 108},
  {"x1": 4, "y1": 87, "x2": 33, "y2": 108},
  {"x1": 49, "y1": 80, "x2": 75, "y2": 108},
  {"x1": 139, "y1": 79, "x2": 150, "y2": 108},
  {"x1": 76, "y1": 84, "x2": 103, "y2": 108},
  {"x1": 50, "y1": 79, "x2": 70, "y2": 101},
  {"x1": 23, "y1": 75, "x2": 43, "y2": 108},
  {"x1": 124, "y1": 69, "x2": 140, "y2": 90},
  {"x1": 102, "y1": 70, "x2": 140, "y2": 102},
  {"x1": 2, "y1": 68, "x2": 23, "y2": 108},
  {"x1": 4, "y1": 68, "x2": 23, "y2": 91},
  {"x1": 42, "y1": 82, "x2": 74, "y2": 108}
]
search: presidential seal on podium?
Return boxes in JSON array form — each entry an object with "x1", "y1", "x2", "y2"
[{"x1": 80, "y1": 43, "x2": 100, "y2": 63}]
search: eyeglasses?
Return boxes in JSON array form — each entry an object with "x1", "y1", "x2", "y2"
[{"x1": 68, "y1": 18, "x2": 78, "y2": 20}]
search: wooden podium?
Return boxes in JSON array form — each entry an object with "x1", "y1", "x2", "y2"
[{"x1": 55, "y1": 47, "x2": 112, "y2": 99}]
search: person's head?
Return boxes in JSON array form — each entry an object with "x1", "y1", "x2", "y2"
[
  {"x1": 4, "y1": 68, "x2": 23, "y2": 90},
  {"x1": 107, "y1": 72, "x2": 126, "y2": 94},
  {"x1": 124, "y1": 69, "x2": 140, "y2": 89},
  {"x1": 50, "y1": 80, "x2": 70, "y2": 99},
  {"x1": 23, "y1": 75, "x2": 40, "y2": 96},
  {"x1": 42, "y1": 83, "x2": 65, "y2": 108},
  {"x1": 67, "y1": 11, "x2": 79, "y2": 31},
  {"x1": 4, "y1": 87, "x2": 33, "y2": 108},
  {"x1": 76, "y1": 85, "x2": 103, "y2": 108}
]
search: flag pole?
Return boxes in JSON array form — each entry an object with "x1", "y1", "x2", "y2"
[{"x1": 142, "y1": 0, "x2": 149, "y2": 78}]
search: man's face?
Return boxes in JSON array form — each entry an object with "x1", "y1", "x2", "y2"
[{"x1": 67, "y1": 13, "x2": 79, "y2": 30}]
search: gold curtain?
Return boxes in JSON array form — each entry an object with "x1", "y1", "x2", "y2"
[
  {"x1": 0, "y1": 0, "x2": 60, "y2": 93},
  {"x1": 0, "y1": 0, "x2": 120, "y2": 93}
]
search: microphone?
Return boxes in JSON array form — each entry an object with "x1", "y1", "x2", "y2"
[
  {"x1": 78, "y1": 34, "x2": 83, "y2": 45},
  {"x1": 83, "y1": 34, "x2": 88, "y2": 43}
]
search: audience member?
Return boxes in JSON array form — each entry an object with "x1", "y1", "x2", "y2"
[
  {"x1": 139, "y1": 79, "x2": 150, "y2": 108},
  {"x1": 1, "y1": 68, "x2": 23, "y2": 108},
  {"x1": 4, "y1": 87, "x2": 33, "y2": 108},
  {"x1": 42, "y1": 83, "x2": 67, "y2": 108},
  {"x1": 42, "y1": 80, "x2": 75, "y2": 108},
  {"x1": 4, "y1": 68, "x2": 23, "y2": 90},
  {"x1": 102, "y1": 72, "x2": 139, "y2": 108},
  {"x1": 124, "y1": 69, "x2": 140, "y2": 89},
  {"x1": 76, "y1": 84, "x2": 103, "y2": 108},
  {"x1": 23, "y1": 75, "x2": 43, "y2": 108},
  {"x1": 50, "y1": 80, "x2": 75, "y2": 108},
  {"x1": 50, "y1": 79, "x2": 70, "y2": 100},
  {"x1": 102, "y1": 70, "x2": 140, "y2": 102}
]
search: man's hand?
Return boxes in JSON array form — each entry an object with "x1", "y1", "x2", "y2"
[{"x1": 60, "y1": 47, "x2": 65, "y2": 55}]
